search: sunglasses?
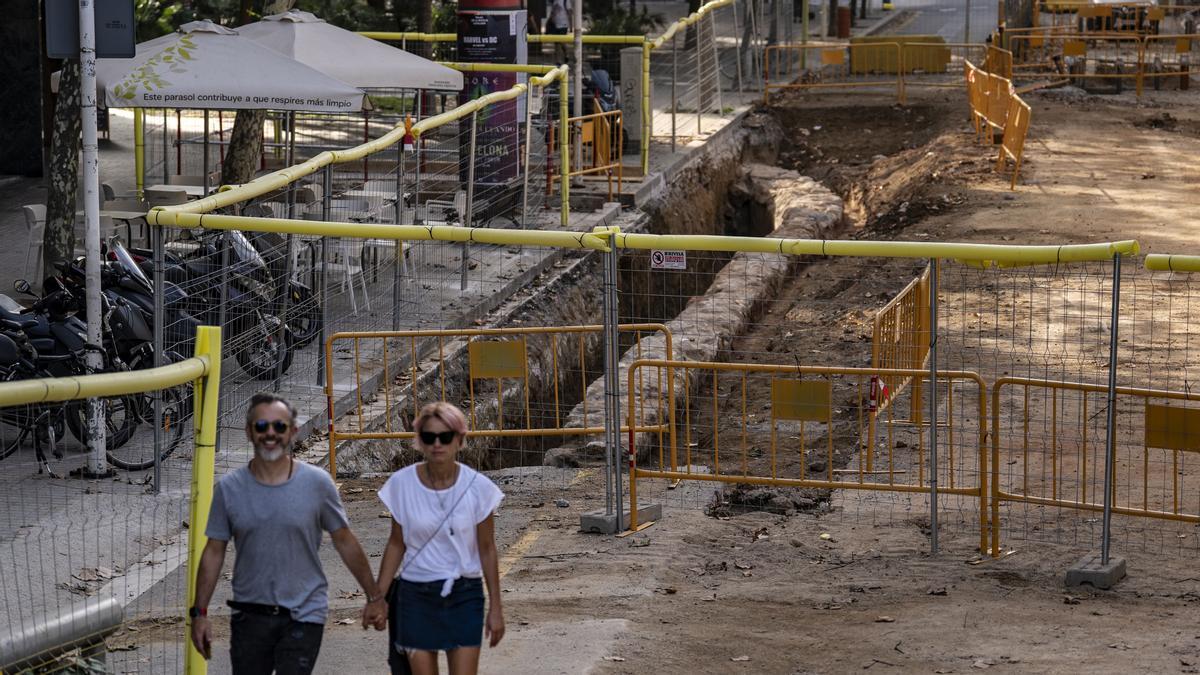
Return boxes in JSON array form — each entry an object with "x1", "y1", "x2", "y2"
[
  {"x1": 253, "y1": 419, "x2": 290, "y2": 434},
  {"x1": 419, "y1": 430, "x2": 457, "y2": 446}
]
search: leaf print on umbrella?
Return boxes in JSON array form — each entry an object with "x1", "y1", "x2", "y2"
[{"x1": 110, "y1": 37, "x2": 199, "y2": 101}]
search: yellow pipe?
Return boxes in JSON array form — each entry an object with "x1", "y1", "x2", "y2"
[
  {"x1": 442, "y1": 62, "x2": 557, "y2": 74},
  {"x1": 641, "y1": 42, "x2": 651, "y2": 174},
  {"x1": 134, "y1": 109, "x2": 144, "y2": 197},
  {"x1": 185, "y1": 326, "x2": 222, "y2": 675},
  {"x1": 148, "y1": 211, "x2": 612, "y2": 251},
  {"x1": 560, "y1": 68, "x2": 570, "y2": 227},
  {"x1": 530, "y1": 33, "x2": 647, "y2": 44},
  {"x1": 610, "y1": 231, "x2": 1140, "y2": 264},
  {"x1": 358, "y1": 31, "x2": 456, "y2": 41},
  {"x1": 0, "y1": 357, "x2": 207, "y2": 406},
  {"x1": 1145, "y1": 253, "x2": 1200, "y2": 272},
  {"x1": 649, "y1": 0, "x2": 736, "y2": 49}
]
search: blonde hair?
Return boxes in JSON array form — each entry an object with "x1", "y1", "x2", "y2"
[{"x1": 413, "y1": 402, "x2": 468, "y2": 442}]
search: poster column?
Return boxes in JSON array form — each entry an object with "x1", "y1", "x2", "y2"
[{"x1": 458, "y1": 1, "x2": 529, "y2": 211}]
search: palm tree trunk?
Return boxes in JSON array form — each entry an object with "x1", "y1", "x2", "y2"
[
  {"x1": 44, "y1": 60, "x2": 81, "y2": 277},
  {"x1": 220, "y1": 110, "x2": 266, "y2": 185}
]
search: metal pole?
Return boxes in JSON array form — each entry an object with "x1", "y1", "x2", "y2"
[
  {"x1": 803, "y1": 0, "x2": 810, "y2": 69},
  {"x1": 965, "y1": 0, "x2": 972, "y2": 42},
  {"x1": 286, "y1": 112, "x2": 296, "y2": 219},
  {"x1": 710, "y1": 12, "x2": 724, "y2": 116},
  {"x1": 928, "y1": 258, "x2": 939, "y2": 555},
  {"x1": 672, "y1": 32, "x2": 678, "y2": 152},
  {"x1": 734, "y1": 0, "x2": 745, "y2": 97},
  {"x1": 202, "y1": 110, "x2": 210, "y2": 196},
  {"x1": 602, "y1": 233, "x2": 621, "y2": 525},
  {"x1": 521, "y1": 90, "x2": 533, "y2": 229},
  {"x1": 461, "y1": 111, "x2": 478, "y2": 292},
  {"x1": 214, "y1": 234, "x2": 230, "y2": 451},
  {"x1": 392, "y1": 138, "x2": 404, "y2": 332},
  {"x1": 1101, "y1": 253, "x2": 1122, "y2": 565},
  {"x1": 694, "y1": 23, "x2": 703, "y2": 136},
  {"x1": 79, "y1": 0, "x2": 108, "y2": 475},
  {"x1": 152, "y1": 224, "x2": 165, "y2": 492},
  {"x1": 318, "y1": 166, "x2": 332, "y2": 386},
  {"x1": 162, "y1": 109, "x2": 169, "y2": 185},
  {"x1": 272, "y1": 233, "x2": 294, "y2": 391}
]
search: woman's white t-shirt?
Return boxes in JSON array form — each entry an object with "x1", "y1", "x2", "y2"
[{"x1": 378, "y1": 463, "x2": 504, "y2": 596}]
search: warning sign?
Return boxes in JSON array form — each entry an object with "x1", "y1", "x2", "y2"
[{"x1": 650, "y1": 250, "x2": 686, "y2": 270}]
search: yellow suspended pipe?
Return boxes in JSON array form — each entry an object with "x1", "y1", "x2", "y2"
[
  {"x1": 0, "y1": 356, "x2": 208, "y2": 406},
  {"x1": 1145, "y1": 254, "x2": 1200, "y2": 272},
  {"x1": 185, "y1": 326, "x2": 223, "y2": 675},
  {"x1": 148, "y1": 212, "x2": 611, "y2": 251},
  {"x1": 440, "y1": 62, "x2": 556, "y2": 74},
  {"x1": 149, "y1": 65, "x2": 569, "y2": 222},
  {"x1": 649, "y1": 0, "x2": 736, "y2": 49},
  {"x1": 560, "y1": 67, "x2": 570, "y2": 228},
  {"x1": 134, "y1": 109, "x2": 145, "y2": 197},
  {"x1": 605, "y1": 228, "x2": 1140, "y2": 264},
  {"x1": 358, "y1": 31, "x2": 456, "y2": 42}
]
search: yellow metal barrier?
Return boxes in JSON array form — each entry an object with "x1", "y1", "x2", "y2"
[
  {"x1": 900, "y1": 42, "x2": 989, "y2": 89},
  {"x1": 0, "y1": 326, "x2": 222, "y2": 675},
  {"x1": 548, "y1": 109, "x2": 624, "y2": 202},
  {"x1": 871, "y1": 263, "x2": 932, "y2": 441},
  {"x1": 990, "y1": 377, "x2": 1200, "y2": 557},
  {"x1": 985, "y1": 45, "x2": 1015, "y2": 80},
  {"x1": 626, "y1": 360, "x2": 990, "y2": 553},
  {"x1": 1142, "y1": 34, "x2": 1199, "y2": 91},
  {"x1": 996, "y1": 95, "x2": 1032, "y2": 189},
  {"x1": 763, "y1": 42, "x2": 906, "y2": 104},
  {"x1": 1011, "y1": 32, "x2": 1145, "y2": 95},
  {"x1": 324, "y1": 324, "x2": 673, "y2": 478}
]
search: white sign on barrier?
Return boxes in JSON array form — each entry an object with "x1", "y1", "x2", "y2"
[{"x1": 650, "y1": 250, "x2": 687, "y2": 270}]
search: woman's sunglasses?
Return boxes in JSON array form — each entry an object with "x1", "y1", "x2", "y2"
[
  {"x1": 419, "y1": 430, "x2": 457, "y2": 446},
  {"x1": 253, "y1": 419, "x2": 290, "y2": 434}
]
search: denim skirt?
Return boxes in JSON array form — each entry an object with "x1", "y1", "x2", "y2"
[{"x1": 390, "y1": 577, "x2": 485, "y2": 654}]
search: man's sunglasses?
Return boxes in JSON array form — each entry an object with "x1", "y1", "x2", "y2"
[
  {"x1": 419, "y1": 430, "x2": 457, "y2": 446},
  {"x1": 253, "y1": 419, "x2": 290, "y2": 434}
]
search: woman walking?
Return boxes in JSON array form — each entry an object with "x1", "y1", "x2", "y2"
[{"x1": 375, "y1": 402, "x2": 506, "y2": 675}]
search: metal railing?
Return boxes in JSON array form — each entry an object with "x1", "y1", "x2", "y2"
[{"x1": 548, "y1": 109, "x2": 625, "y2": 202}]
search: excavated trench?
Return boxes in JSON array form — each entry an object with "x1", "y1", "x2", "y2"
[{"x1": 326, "y1": 95, "x2": 972, "y2": 476}]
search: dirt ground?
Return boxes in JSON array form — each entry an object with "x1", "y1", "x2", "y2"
[
  {"x1": 163, "y1": 88, "x2": 1200, "y2": 674},
  {"x1": 482, "y1": 88, "x2": 1200, "y2": 674}
]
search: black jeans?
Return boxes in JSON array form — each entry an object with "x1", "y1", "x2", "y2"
[{"x1": 229, "y1": 611, "x2": 325, "y2": 675}]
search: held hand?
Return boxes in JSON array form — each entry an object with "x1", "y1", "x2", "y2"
[
  {"x1": 362, "y1": 598, "x2": 387, "y2": 631},
  {"x1": 190, "y1": 616, "x2": 213, "y2": 660},
  {"x1": 485, "y1": 606, "x2": 505, "y2": 648}
]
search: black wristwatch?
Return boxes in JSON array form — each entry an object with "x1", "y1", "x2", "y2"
[{"x1": 189, "y1": 606, "x2": 208, "y2": 619}]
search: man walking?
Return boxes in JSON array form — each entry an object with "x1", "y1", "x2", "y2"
[
  {"x1": 546, "y1": 0, "x2": 573, "y2": 66},
  {"x1": 189, "y1": 393, "x2": 386, "y2": 674}
]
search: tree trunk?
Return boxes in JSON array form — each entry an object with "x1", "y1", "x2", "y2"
[
  {"x1": 221, "y1": 110, "x2": 266, "y2": 185},
  {"x1": 44, "y1": 59, "x2": 81, "y2": 278},
  {"x1": 221, "y1": 0, "x2": 293, "y2": 186}
]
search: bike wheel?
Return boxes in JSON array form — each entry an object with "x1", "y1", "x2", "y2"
[
  {"x1": 0, "y1": 407, "x2": 32, "y2": 460},
  {"x1": 106, "y1": 386, "x2": 187, "y2": 471},
  {"x1": 65, "y1": 395, "x2": 139, "y2": 455},
  {"x1": 235, "y1": 318, "x2": 295, "y2": 380},
  {"x1": 287, "y1": 285, "x2": 322, "y2": 348}
]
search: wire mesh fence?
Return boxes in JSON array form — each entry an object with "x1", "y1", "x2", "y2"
[{"x1": 0, "y1": 336, "x2": 219, "y2": 673}]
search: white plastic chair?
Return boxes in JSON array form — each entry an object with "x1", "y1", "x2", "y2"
[{"x1": 303, "y1": 213, "x2": 369, "y2": 314}]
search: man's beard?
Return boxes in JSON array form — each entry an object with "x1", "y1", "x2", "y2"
[{"x1": 253, "y1": 439, "x2": 290, "y2": 462}]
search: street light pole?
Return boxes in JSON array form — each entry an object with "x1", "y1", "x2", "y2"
[{"x1": 79, "y1": 0, "x2": 108, "y2": 475}]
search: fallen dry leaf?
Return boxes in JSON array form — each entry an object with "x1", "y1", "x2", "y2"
[
  {"x1": 875, "y1": 616, "x2": 896, "y2": 623},
  {"x1": 335, "y1": 618, "x2": 356, "y2": 625},
  {"x1": 731, "y1": 655, "x2": 751, "y2": 662}
]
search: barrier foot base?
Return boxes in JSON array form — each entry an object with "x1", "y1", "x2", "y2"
[
  {"x1": 617, "y1": 521, "x2": 657, "y2": 537},
  {"x1": 1065, "y1": 552, "x2": 1127, "y2": 590},
  {"x1": 580, "y1": 503, "x2": 662, "y2": 535}
]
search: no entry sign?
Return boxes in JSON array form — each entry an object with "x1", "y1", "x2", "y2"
[{"x1": 650, "y1": 250, "x2": 687, "y2": 270}]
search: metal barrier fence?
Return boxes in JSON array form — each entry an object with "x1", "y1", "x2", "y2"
[
  {"x1": 990, "y1": 378, "x2": 1200, "y2": 557},
  {"x1": 323, "y1": 324, "x2": 673, "y2": 478},
  {"x1": 1010, "y1": 31, "x2": 1149, "y2": 94},
  {"x1": 965, "y1": 60, "x2": 1031, "y2": 188},
  {"x1": 548, "y1": 109, "x2": 625, "y2": 202},
  {"x1": 0, "y1": 326, "x2": 221, "y2": 674},
  {"x1": 763, "y1": 42, "x2": 906, "y2": 103},
  {"x1": 871, "y1": 263, "x2": 932, "y2": 429},
  {"x1": 1030, "y1": 2, "x2": 1200, "y2": 35},
  {"x1": 997, "y1": 94, "x2": 1032, "y2": 189},
  {"x1": 626, "y1": 360, "x2": 990, "y2": 553}
]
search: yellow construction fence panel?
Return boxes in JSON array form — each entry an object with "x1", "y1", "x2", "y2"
[
  {"x1": 1146, "y1": 403, "x2": 1200, "y2": 452},
  {"x1": 1063, "y1": 40, "x2": 1087, "y2": 57},
  {"x1": 822, "y1": 49, "x2": 846, "y2": 65},
  {"x1": 469, "y1": 339, "x2": 527, "y2": 379},
  {"x1": 1148, "y1": 7, "x2": 1166, "y2": 21},
  {"x1": 771, "y1": 379, "x2": 831, "y2": 423},
  {"x1": 1177, "y1": 38, "x2": 1193, "y2": 54}
]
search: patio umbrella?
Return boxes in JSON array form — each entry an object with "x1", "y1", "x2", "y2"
[
  {"x1": 237, "y1": 10, "x2": 463, "y2": 91},
  {"x1": 99, "y1": 20, "x2": 369, "y2": 112}
]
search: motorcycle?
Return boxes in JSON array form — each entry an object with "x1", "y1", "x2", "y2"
[{"x1": 114, "y1": 236, "x2": 295, "y2": 380}]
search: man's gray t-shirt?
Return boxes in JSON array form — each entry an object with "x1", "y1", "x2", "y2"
[{"x1": 205, "y1": 461, "x2": 349, "y2": 624}]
